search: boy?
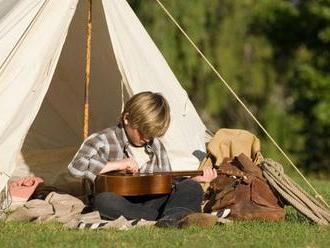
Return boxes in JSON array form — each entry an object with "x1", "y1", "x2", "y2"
[{"x1": 68, "y1": 91, "x2": 217, "y2": 225}]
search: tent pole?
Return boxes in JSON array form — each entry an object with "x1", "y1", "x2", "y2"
[
  {"x1": 82, "y1": 0, "x2": 93, "y2": 196},
  {"x1": 83, "y1": 0, "x2": 92, "y2": 140}
]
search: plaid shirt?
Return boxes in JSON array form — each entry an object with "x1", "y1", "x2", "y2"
[{"x1": 68, "y1": 124, "x2": 171, "y2": 181}]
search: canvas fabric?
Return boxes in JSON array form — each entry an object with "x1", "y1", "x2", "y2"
[
  {"x1": 199, "y1": 128, "x2": 263, "y2": 171},
  {"x1": 0, "y1": 0, "x2": 207, "y2": 194},
  {"x1": 5, "y1": 191, "x2": 150, "y2": 229}
]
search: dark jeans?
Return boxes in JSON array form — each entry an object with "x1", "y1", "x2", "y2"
[{"x1": 92, "y1": 179, "x2": 203, "y2": 221}]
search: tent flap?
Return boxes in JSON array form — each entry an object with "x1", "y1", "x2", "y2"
[{"x1": 0, "y1": 0, "x2": 207, "y2": 194}]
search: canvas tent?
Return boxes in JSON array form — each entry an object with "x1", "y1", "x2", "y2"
[{"x1": 0, "y1": 0, "x2": 208, "y2": 195}]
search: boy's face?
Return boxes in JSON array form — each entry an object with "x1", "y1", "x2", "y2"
[{"x1": 123, "y1": 114, "x2": 151, "y2": 147}]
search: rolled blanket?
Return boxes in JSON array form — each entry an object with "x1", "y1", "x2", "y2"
[{"x1": 8, "y1": 177, "x2": 44, "y2": 209}]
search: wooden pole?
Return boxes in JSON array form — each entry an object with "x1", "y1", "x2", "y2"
[
  {"x1": 83, "y1": 0, "x2": 92, "y2": 140},
  {"x1": 82, "y1": 0, "x2": 93, "y2": 196}
]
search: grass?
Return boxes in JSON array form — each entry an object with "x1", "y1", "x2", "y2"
[{"x1": 1, "y1": 178, "x2": 330, "y2": 248}]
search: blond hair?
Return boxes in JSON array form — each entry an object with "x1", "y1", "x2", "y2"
[{"x1": 122, "y1": 91, "x2": 170, "y2": 138}]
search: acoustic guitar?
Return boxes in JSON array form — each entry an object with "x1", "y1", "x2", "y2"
[{"x1": 94, "y1": 169, "x2": 247, "y2": 196}]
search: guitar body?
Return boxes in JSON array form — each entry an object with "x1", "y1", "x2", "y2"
[
  {"x1": 95, "y1": 169, "x2": 246, "y2": 196},
  {"x1": 95, "y1": 173, "x2": 173, "y2": 196}
]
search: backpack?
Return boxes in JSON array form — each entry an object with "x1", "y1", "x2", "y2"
[{"x1": 203, "y1": 153, "x2": 285, "y2": 221}]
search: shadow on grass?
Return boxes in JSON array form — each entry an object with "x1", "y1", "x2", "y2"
[{"x1": 285, "y1": 206, "x2": 313, "y2": 224}]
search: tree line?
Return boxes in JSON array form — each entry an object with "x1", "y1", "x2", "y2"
[{"x1": 129, "y1": 0, "x2": 330, "y2": 175}]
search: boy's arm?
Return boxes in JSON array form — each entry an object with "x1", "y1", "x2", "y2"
[
  {"x1": 68, "y1": 133, "x2": 109, "y2": 181},
  {"x1": 99, "y1": 158, "x2": 139, "y2": 174}
]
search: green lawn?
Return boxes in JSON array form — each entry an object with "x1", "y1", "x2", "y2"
[{"x1": 1, "y1": 178, "x2": 330, "y2": 248}]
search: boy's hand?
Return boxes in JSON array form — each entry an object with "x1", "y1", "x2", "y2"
[
  {"x1": 121, "y1": 158, "x2": 139, "y2": 174},
  {"x1": 192, "y1": 167, "x2": 218, "y2": 183},
  {"x1": 100, "y1": 158, "x2": 139, "y2": 174}
]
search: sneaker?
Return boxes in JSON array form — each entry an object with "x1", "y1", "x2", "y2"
[{"x1": 212, "y1": 208, "x2": 231, "y2": 218}]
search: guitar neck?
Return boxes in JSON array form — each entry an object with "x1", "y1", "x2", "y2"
[
  {"x1": 164, "y1": 170, "x2": 204, "y2": 177},
  {"x1": 108, "y1": 169, "x2": 246, "y2": 178},
  {"x1": 160, "y1": 169, "x2": 245, "y2": 178}
]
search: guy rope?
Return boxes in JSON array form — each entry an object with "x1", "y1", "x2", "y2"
[
  {"x1": 262, "y1": 159, "x2": 330, "y2": 225},
  {"x1": 154, "y1": 0, "x2": 329, "y2": 210}
]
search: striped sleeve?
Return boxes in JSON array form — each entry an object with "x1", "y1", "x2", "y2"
[
  {"x1": 155, "y1": 138, "x2": 172, "y2": 172},
  {"x1": 68, "y1": 132, "x2": 111, "y2": 181}
]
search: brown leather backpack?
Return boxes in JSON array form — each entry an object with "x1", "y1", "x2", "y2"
[{"x1": 203, "y1": 154, "x2": 285, "y2": 221}]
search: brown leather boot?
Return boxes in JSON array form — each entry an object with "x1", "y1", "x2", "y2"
[{"x1": 178, "y1": 213, "x2": 218, "y2": 228}]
